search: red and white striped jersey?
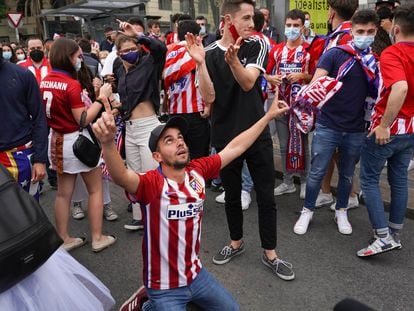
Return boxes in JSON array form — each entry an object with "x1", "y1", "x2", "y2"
[
  {"x1": 166, "y1": 32, "x2": 179, "y2": 46},
  {"x1": 164, "y1": 42, "x2": 205, "y2": 114},
  {"x1": 250, "y1": 31, "x2": 275, "y2": 51},
  {"x1": 370, "y1": 42, "x2": 414, "y2": 135},
  {"x1": 18, "y1": 58, "x2": 51, "y2": 85},
  {"x1": 130, "y1": 155, "x2": 221, "y2": 290},
  {"x1": 267, "y1": 43, "x2": 310, "y2": 104}
]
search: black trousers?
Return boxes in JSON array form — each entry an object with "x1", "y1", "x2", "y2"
[
  {"x1": 219, "y1": 137, "x2": 277, "y2": 250},
  {"x1": 170, "y1": 112, "x2": 210, "y2": 160}
]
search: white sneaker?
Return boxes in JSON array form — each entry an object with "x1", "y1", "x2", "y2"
[
  {"x1": 330, "y1": 195, "x2": 359, "y2": 211},
  {"x1": 315, "y1": 191, "x2": 333, "y2": 207},
  {"x1": 300, "y1": 183, "x2": 306, "y2": 199},
  {"x1": 103, "y1": 203, "x2": 118, "y2": 221},
  {"x1": 216, "y1": 191, "x2": 252, "y2": 210},
  {"x1": 294, "y1": 208, "x2": 314, "y2": 235},
  {"x1": 215, "y1": 192, "x2": 225, "y2": 204},
  {"x1": 408, "y1": 160, "x2": 414, "y2": 171},
  {"x1": 71, "y1": 202, "x2": 85, "y2": 220},
  {"x1": 335, "y1": 209, "x2": 352, "y2": 235},
  {"x1": 274, "y1": 183, "x2": 296, "y2": 196},
  {"x1": 357, "y1": 234, "x2": 400, "y2": 257},
  {"x1": 241, "y1": 190, "x2": 251, "y2": 210}
]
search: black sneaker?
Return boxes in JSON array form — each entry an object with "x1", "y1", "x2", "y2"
[
  {"x1": 49, "y1": 180, "x2": 57, "y2": 190},
  {"x1": 211, "y1": 182, "x2": 224, "y2": 192},
  {"x1": 261, "y1": 253, "x2": 295, "y2": 281},
  {"x1": 212, "y1": 242, "x2": 245, "y2": 265},
  {"x1": 124, "y1": 219, "x2": 144, "y2": 231}
]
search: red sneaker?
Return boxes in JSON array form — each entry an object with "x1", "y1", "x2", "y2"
[{"x1": 119, "y1": 286, "x2": 148, "y2": 311}]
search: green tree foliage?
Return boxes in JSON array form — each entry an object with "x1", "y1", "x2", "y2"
[{"x1": 0, "y1": 0, "x2": 6, "y2": 20}]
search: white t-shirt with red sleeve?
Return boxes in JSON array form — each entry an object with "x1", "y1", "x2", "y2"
[
  {"x1": 130, "y1": 154, "x2": 221, "y2": 290},
  {"x1": 371, "y1": 42, "x2": 414, "y2": 135},
  {"x1": 40, "y1": 70, "x2": 85, "y2": 134}
]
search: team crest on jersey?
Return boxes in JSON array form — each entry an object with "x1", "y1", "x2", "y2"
[
  {"x1": 189, "y1": 176, "x2": 203, "y2": 194},
  {"x1": 170, "y1": 76, "x2": 187, "y2": 92},
  {"x1": 296, "y1": 51, "x2": 304, "y2": 62}
]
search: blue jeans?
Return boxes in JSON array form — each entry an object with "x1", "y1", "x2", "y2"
[
  {"x1": 242, "y1": 161, "x2": 253, "y2": 192},
  {"x1": 212, "y1": 151, "x2": 253, "y2": 193},
  {"x1": 145, "y1": 268, "x2": 239, "y2": 311},
  {"x1": 360, "y1": 134, "x2": 414, "y2": 232},
  {"x1": 275, "y1": 114, "x2": 310, "y2": 184},
  {"x1": 304, "y1": 124, "x2": 366, "y2": 210},
  {"x1": 210, "y1": 147, "x2": 221, "y2": 185}
]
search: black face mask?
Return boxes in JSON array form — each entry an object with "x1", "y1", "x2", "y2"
[
  {"x1": 327, "y1": 13, "x2": 334, "y2": 34},
  {"x1": 30, "y1": 49, "x2": 44, "y2": 62},
  {"x1": 327, "y1": 21, "x2": 333, "y2": 34}
]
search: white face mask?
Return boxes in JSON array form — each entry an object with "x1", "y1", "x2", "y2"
[
  {"x1": 353, "y1": 35, "x2": 375, "y2": 50},
  {"x1": 16, "y1": 53, "x2": 25, "y2": 61},
  {"x1": 74, "y1": 57, "x2": 82, "y2": 72},
  {"x1": 284, "y1": 27, "x2": 301, "y2": 41},
  {"x1": 100, "y1": 58, "x2": 106, "y2": 65},
  {"x1": 200, "y1": 25, "x2": 206, "y2": 35},
  {"x1": 2, "y1": 51, "x2": 12, "y2": 60},
  {"x1": 304, "y1": 20, "x2": 311, "y2": 29}
]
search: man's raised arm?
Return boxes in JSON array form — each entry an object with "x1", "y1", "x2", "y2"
[
  {"x1": 219, "y1": 98, "x2": 289, "y2": 168},
  {"x1": 93, "y1": 103, "x2": 140, "y2": 194}
]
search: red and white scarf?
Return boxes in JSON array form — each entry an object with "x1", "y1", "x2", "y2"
[
  {"x1": 294, "y1": 43, "x2": 378, "y2": 133},
  {"x1": 286, "y1": 77, "x2": 343, "y2": 172}
]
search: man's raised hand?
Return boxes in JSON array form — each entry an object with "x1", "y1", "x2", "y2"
[
  {"x1": 116, "y1": 19, "x2": 138, "y2": 37},
  {"x1": 224, "y1": 37, "x2": 242, "y2": 65},
  {"x1": 267, "y1": 97, "x2": 289, "y2": 119},
  {"x1": 93, "y1": 97, "x2": 117, "y2": 145},
  {"x1": 185, "y1": 32, "x2": 205, "y2": 65}
]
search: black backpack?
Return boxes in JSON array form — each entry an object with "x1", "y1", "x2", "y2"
[{"x1": 0, "y1": 164, "x2": 63, "y2": 293}]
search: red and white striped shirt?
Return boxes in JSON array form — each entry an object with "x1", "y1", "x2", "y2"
[
  {"x1": 18, "y1": 58, "x2": 51, "y2": 85},
  {"x1": 166, "y1": 32, "x2": 179, "y2": 46},
  {"x1": 131, "y1": 155, "x2": 221, "y2": 290},
  {"x1": 266, "y1": 43, "x2": 310, "y2": 104},
  {"x1": 370, "y1": 42, "x2": 414, "y2": 135},
  {"x1": 250, "y1": 31, "x2": 275, "y2": 51},
  {"x1": 164, "y1": 42, "x2": 205, "y2": 114}
]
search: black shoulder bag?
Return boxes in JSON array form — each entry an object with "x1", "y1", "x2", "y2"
[
  {"x1": 0, "y1": 164, "x2": 63, "y2": 293},
  {"x1": 72, "y1": 111, "x2": 101, "y2": 167}
]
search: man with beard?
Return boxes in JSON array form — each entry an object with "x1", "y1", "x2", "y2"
[{"x1": 93, "y1": 91, "x2": 289, "y2": 310}]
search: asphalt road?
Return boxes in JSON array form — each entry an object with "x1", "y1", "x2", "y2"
[{"x1": 40, "y1": 180, "x2": 414, "y2": 311}]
